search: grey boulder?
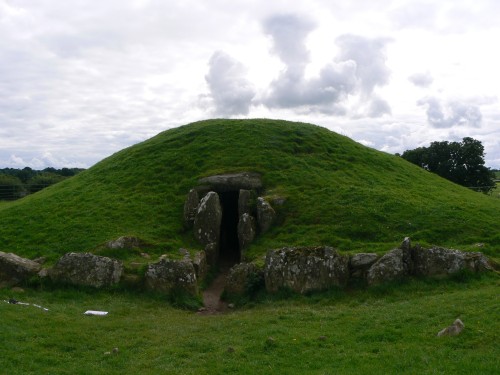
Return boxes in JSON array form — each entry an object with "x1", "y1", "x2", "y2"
[
  {"x1": 145, "y1": 257, "x2": 198, "y2": 295},
  {"x1": 50, "y1": 252, "x2": 123, "y2": 288},
  {"x1": 0, "y1": 251, "x2": 42, "y2": 286}
]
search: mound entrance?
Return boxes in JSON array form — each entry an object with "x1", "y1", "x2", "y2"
[
  {"x1": 184, "y1": 172, "x2": 276, "y2": 268},
  {"x1": 218, "y1": 190, "x2": 240, "y2": 265}
]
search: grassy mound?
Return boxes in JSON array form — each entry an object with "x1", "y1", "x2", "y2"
[{"x1": 0, "y1": 119, "x2": 499, "y2": 263}]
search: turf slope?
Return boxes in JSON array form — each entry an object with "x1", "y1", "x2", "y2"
[{"x1": 0, "y1": 119, "x2": 498, "y2": 263}]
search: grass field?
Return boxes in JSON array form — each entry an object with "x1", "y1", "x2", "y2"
[
  {"x1": 1, "y1": 274, "x2": 498, "y2": 374},
  {"x1": 1, "y1": 120, "x2": 499, "y2": 374},
  {"x1": 494, "y1": 182, "x2": 500, "y2": 199}
]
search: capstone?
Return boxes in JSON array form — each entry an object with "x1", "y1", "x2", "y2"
[{"x1": 198, "y1": 172, "x2": 262, "y2": 192}]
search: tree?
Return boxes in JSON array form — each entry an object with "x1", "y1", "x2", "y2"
[
  {"x1": 27, "y1": 172, "x2": 66, "y2": 194},
  {"x1": 401, "y1": 137, "x2": 496, "y2": 193},
  {"x1": 0, "y1": 174, "x2": 24, "y2": 200}
]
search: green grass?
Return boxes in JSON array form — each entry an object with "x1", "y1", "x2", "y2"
[
  {"x1": 1, "y1": 274, "x2": 498, "y2": 374},
  {"x1": 0, "y1": 119, "x2": 499, "y2": 264},
  {"x1": 493, "y1": 183, "x2": 500, "y2": 199}
]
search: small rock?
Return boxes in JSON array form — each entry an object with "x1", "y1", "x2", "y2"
[
  {"x1": 227, "y1": 346, "x2": 235, "y2": 353},
  {"x1": 228, "y1": 303, "x2": 235, "y2": 309},
  {"x1": 112, "y1": 347, "x2": 119, "y2": 354},
  {"x1": 198, "y1": 307, "x2": 207, "y2": 312},
  {"x1": 104, "y1": 352, "x2": 111, "y2": 355},
  {"x1": 437, "y1": 318, "x2": 464, "y2": 337},
  {"x1": 107, "y1": 236, "x2": 141, "y2": 249},
  {"x1": 140, "y1": 252, "x2": 151, "y2": 259}
]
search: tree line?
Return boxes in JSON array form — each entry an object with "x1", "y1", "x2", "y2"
[
  {"x1": 400, "y1": 137, "x2": 496, "y2": 194},
  {"x1": 0, "y1": 167, "x2": 85, "y2": 200}
]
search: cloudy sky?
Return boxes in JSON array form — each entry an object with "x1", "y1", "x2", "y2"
[{"x1": 1, "y1": 0, "x2": 499, "y2": 169}]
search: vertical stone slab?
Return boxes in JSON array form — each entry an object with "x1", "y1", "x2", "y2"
[
  {"x1": 238, "y1": 213, "x2": 256, "y2": 253},
  {"x1": 238, "y1": 189, "x2": 252, "y2": 217},
  {"x1": 193, "y1": 192, "x2": 222, "y2": 262},
  {"x1": 256, "y1": 197, "x2": 276, "y2": 234},
  {"x1": 183, "y1": 189, "x2": 200, "y2": 227}
]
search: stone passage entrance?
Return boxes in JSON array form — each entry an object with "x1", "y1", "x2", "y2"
[
  {"x1": 184, "y1": 172, "x2": 276, "y2": 268},
  {"x1": 219, "y1": 191, "x2": 240, "y2": 264}
]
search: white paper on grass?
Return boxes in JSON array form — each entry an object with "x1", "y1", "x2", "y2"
[{"x1": 84, "y1": 310, "x2": 108, "y2": 316}]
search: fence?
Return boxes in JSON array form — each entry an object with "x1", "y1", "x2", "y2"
[{"x1": 0, "y1": 184, "x2": 53, "y2": 200}]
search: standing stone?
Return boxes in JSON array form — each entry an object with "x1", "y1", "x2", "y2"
[
  {"x1": 264, "y1": 247, "x2": 349, "y2": 294},
  {"x1": 192, "y1": 251, "x2": 208, "y2": 281},
  {"x1": 183, "y1": 189, "x2": 200, "y2": 227},
  {"x1": 238, "y1": 213, "x2": 256, "y2": 252},
  {"x1": 238, "y1": 189, "x2": 252, "y2": 217},
  {"x1": 256, "y1": 197, "x2": 275, "y2": 234},
  {"x1": 366, "y1": 248, "x2": 408, "y2": 285},
  {"x1": 0, "y1": 251, "x2": 42, "y2": 286},
  {"x1": 193, "y1": 192, "x2": 222, "y2": 248},
  {"x1": 49, "y1": 253, "x2": 123, "y2": 288},
  {"x1": 145, "y1": 258, "x2": 198, "y2": 295}
]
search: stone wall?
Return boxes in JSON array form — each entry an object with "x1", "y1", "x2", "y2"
[
  {"x1": 260, "y1": 238, "x2": 493, "y2": 294},
  {"x1": 1, "y1": 238, "x2": 494, "y2": 300}
]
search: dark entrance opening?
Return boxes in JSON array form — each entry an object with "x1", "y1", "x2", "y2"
[{"x1": 218, "y1": 190, "x2": 240, "y2": 265}]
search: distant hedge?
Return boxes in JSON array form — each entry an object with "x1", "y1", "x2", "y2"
[{"x1": 0, "y1": 167, "x2": 85, "y2": 200}]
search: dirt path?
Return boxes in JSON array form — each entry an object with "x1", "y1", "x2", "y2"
[{"x1": 198, "y1": 267, "x2": 230, "y2": 315}]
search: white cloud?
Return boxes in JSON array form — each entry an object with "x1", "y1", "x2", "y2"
[
  {"x1": 205, "y1": 51, "x2": 256, "y2": 116},
  {"x1": 258, "y1": 15, "x2": 391, "y2": 116},
  {"x1": 335, "y1": 34, "x2": 391, "y2": 96},
  {"x1": 417, "y1": 97, "x2": 482, "y2": 128},
  {"x1": 408, "y1": 71, "x2": 434, "y2": 88}
]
